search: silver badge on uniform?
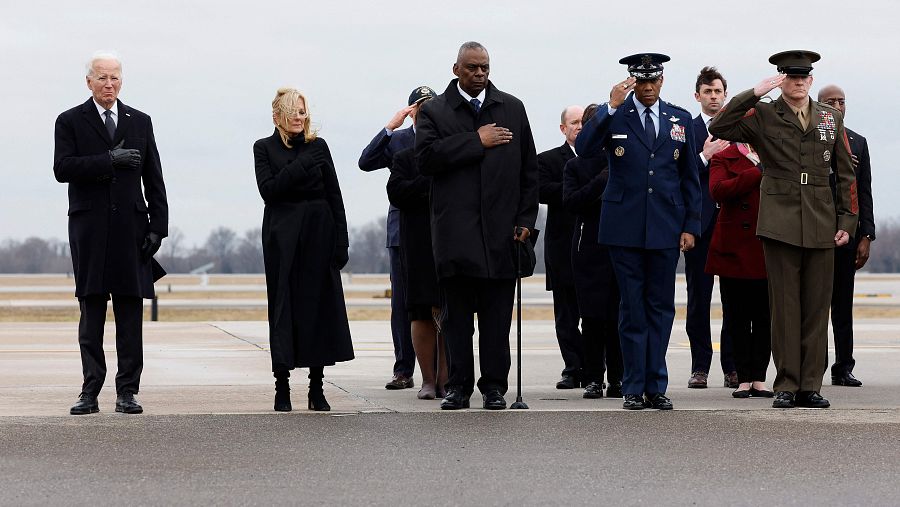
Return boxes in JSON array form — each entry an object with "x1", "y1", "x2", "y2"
[
  {"x1": 615, "y1": 146, "x2": 625, "y2": 157},
  {"x1": 823, "y1": 150, "x2": 831, "y2": 162},
  {"x1": 673, "y1": 149, "x2": 680, "y2": 160}
]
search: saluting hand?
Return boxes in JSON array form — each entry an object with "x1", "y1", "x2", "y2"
[
  {"x1": 680, "y1": 233, "x2": 695, "y2": 252},
  {"x1": 702, "y1": 135, "x2": 730, "y2": 160},
  {"x1": 753, "y1": 74, "x2": 786, "y2": 97},
  {"x1": 386, "y1": 105, "x2": 416, "y2": 131},
  {"x1": 609, "y1": 76, "x2": 636, "y2": 109},
  {"x1": 478, "y1": 123, "x2": 513, "y2": 148}
]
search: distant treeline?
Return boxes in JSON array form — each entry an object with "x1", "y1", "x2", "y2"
[
  {"x1": 7, "y1": 212, "x2": 898, "y2": 274},
  {"x1": 0, "y1": 211, "x2": 546, "y2": 274}
]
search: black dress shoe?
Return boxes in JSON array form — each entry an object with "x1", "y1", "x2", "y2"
[
  {"x1": 556, "y1": 375, "x2": 578, "y2": 389},
  {"x1": 772, "y1": 391, "x2": 795, "y2": 408},
  {"x1": 70, "y1": 393, "x2": 99, "y2": 415},
  {"x1": 831, "y1": 372, "x2": 862, "y2": 387},
  {"x1": 115, "y1": 393, "x2": 143, "y2": 414},
  {"x1": 732, "y1": 389, "x2": 751, "y2": 399},
  {"x1": 749, "y1": 387, "x2": 775, "y2": 398},
  {"x1": 440, "y1": 389, "x2": 470, "y2": 410},
  {"x1": 482, "y1": 390, "x2": 507, "y2": 410},
  {"x1": 606, "y1": 382, "x2": 623, "y2": 399},
  {"x1": 583, "y1": 382, "x2": 605, "y2": 399},
  {"x1": 647, "y1": 393, "x2": 673, "y2": 410},
  {"x1": 622, "y1": 394, "x2": 647, "y2": 410},
  {"x1": 796, "y1": 391, "x2": 830, "y2": 408}
]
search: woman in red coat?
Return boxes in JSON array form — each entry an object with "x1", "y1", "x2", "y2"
[{"x1": 705, "y1": 142, "x2": 772, "y2": 398}]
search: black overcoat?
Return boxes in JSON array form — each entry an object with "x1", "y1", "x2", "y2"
[
  {"x1": 415, "y1": 79, "x2": 539, "y2": 280},
  {"x1": 253, "y1": 131, "x2": 353, "y2": 370},
  {"x1": 562, "y1": 154, "x2": 619, "y2": 320},
  {"x1": 53, "y1": 98, "x2": 168, "y2": 298},
  {"x1": 538, "y1": 142, "x2": 577, "y2": 290},
  {"x1": 386, "y1": 148, "x2": 439, "y2": 309}
]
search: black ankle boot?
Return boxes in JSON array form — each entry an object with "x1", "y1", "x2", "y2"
[
  {"x1": 308, "y1": 366, "x2": 330, "y2": 411},
  {"x1": 274, "y1": 370, "x2": 292, "y2": 412}
]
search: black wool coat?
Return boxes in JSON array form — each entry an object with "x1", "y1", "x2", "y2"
[
  {"x1": 386, "y1": 148, "x2": 439, "y2": 309},
  {"x1": 538, "y1": 142, "x2": 577, "y2": 290},
  {"x1": 53, "y1": 98, "x2": 168, "y2": 298},
  {"x1": 254, "y1": 131, "x2": 353, "y2": 370},
  {"x1": 415, "y1": 79, "x2": 539, "y2": 280},
  {"x1": 562, "y1": 154, "x2": 619, "y2": 320}
]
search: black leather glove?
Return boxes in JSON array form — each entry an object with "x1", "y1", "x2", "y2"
[
  {"x1": 141, "y1": 232, "x2": 163, "y2": 261},
  {"x1": 110, "y1": 139, "x2": 141, "y2": 170},
  {"x1": 332, "y1": 245, "x2": 349, "y2": 270}
]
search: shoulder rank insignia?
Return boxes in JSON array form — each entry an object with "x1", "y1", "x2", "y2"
[{"x1": 665, "y1": 101, "x2": 691, "y2": 115}]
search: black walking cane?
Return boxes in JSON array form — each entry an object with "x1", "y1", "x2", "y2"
[{"x1": 510, "y1": 227, "x2": 529, "y2": 410}]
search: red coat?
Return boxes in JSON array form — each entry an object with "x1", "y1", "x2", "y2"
[{"x1": 704, "y1": 144, "x2": 766, "y2": 279}]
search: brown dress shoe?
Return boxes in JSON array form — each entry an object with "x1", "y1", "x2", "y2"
[
  {"x1": 723, "y1": 371, "x2": 739, "y2": 388},
  {"x1": 385, "y1": 374, "x2": 414, "y2": 390},
  {"x1": 687, "y1": 371, "x2": 708, "y2": 389}
]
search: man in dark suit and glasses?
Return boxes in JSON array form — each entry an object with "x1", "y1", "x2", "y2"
[
  {"x1": 538, "y1": 105, "x2": 584, "y2": 389},
  {"x1": 54, "y1": 51, "x2": 168, "y2": 415},
  {"x1": 416, "y1": 41, "x2": 539, "y2": 410},
  {"x1": 685, "y1": 67, "x2": 737, "y2": 389},
  {"x1": 818, "y1": 84, "x2": 875, "y2": 388}
]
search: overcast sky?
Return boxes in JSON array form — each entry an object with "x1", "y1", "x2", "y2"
[{"x1": 2, "y1": 0, "x2": 896, "y2": 246}]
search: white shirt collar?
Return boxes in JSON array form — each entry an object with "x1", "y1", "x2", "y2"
[
  {"x1": 93, "y1": 99, "x2": 118, "y2": 120},
  {"x1": 567, "y1": 142, "x2": 577, "y2": 157},
  {"x1": 700, "y1": 111, "x2": 714, "y2": 125},
  {"x1": 457, "y1": 82, "x2": 486, "y2": 105},
  {"x1": 632, "y1": 94, "x2": 659, "y2": 117}
]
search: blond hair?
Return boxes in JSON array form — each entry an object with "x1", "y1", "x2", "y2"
[{"x1": 271, "y1": 87, "x2": 317, "y2": 147}]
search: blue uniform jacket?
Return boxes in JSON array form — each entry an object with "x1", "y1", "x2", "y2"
[
  {"x1": 358, "y1": 126, "x2": 415, "y2": 247},
  {"x1": 575, "y1": 94, "x2": 701, "y2": 249}
]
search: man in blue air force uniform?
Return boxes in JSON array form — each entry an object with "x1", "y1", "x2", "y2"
[{"x1": 575, "y1": 53, "x2": 701, "y2": 410}]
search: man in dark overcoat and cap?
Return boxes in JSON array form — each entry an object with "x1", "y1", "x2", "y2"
[
  {"x1": 710, "y1": 50, "x2": 857, "y2": 409},
  {"x1": 576, "y1": 53, "x2": 701, "y2": 411},
  {"x1": 416, "y1": 41, "x2": 539, "y2": 410},
  {"x1": 54, "y1": 51, "x2": 168, "y2": 415}
]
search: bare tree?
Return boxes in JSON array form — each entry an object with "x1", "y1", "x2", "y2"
[{"x1": 347, "y1": 217, "x2": 390, "y2": 273}]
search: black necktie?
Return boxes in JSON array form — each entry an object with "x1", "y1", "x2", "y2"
[
  {"x1": 644, "y1": 108, "x2": 655, "y2": 145},
  {"x1": 470, "y1": 98, "x2": 481, "y2": 113},
  {"x1": 103, "y1": 110, "x2": 116, "y2": 140}
]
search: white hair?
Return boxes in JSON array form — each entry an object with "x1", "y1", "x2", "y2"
[{"x1": 86, "y1": 50, "x2": 123, "y2": 77}]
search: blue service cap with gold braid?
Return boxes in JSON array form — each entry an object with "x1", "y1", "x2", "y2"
[{"x1": 619, "y1": 53, "x2": 670, "y2": 80}]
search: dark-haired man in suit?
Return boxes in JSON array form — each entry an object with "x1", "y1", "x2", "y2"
[
  {"x1": 818, "y1": 84, "x2": 875, "y2": 388},
  {"x1": 686, "y1": 66, "x2": 737, "y2": 389},
  {"x1": 539, "y1": 105, "x2": 584, "y2": 389},
  {"x1": 54, "y1": 51, "x2": 168, "y2": 415}
]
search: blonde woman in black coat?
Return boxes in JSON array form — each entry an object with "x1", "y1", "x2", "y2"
[{"x1": 253, "y1": 88, "x2": 354, "y2": 411}]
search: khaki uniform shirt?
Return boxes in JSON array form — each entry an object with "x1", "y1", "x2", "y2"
[{"x1": 709, "y1": 89, "x2": 858, "y2": 248}]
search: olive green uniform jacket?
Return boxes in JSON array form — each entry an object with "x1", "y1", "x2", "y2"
[{"x1": 709, "y1": 89, "x2": 858, "y2": 247}]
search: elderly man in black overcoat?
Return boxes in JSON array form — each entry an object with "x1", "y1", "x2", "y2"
[
  {"x1": 53, "y1": 51, "x2": 168, "y2": 415},
  {"x1": 416, "y1": 41, "x2": 539, "y2": 410}
]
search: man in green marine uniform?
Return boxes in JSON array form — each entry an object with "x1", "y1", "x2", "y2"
[{"x1": 709, "y1": 50, "x2": 857, "y2": 409}]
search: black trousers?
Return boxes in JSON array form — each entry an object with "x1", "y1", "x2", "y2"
[
  {"x1": 389, "y1": 246, "x2": 415, "y2": 377},
  {"x1": 684, "y1": 231, "x2": 735, "y2": 375},
  {"x1": 719, "y1": 278, "x2": 771, "y2": 382},
  {"x1": 830, "y1": 242, "x2": 857, "y2": 376},
  {"x1": 440, "y1": 276, "x2": 515, "y2": 396},
  {"x1": 552, "y1": 285, "x2": 583, "y2": 377},
  {"x1": 582, "y1": 316, "x2": 623, "y2": 385},
  {"x1": 78, "y1": 294, "x2": 144, "y2": 396}
]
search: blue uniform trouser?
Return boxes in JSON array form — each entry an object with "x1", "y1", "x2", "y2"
[
  {"x1": 608, "y1": 246, "x2": 679, "y2": 396},
  {"x1": 389, "y1": 246, "x2": 415, "y2": 377}
]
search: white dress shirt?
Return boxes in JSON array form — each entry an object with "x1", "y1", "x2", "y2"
[{"x1": 93, "y1": 99, "x2": 118, "y2": 127}]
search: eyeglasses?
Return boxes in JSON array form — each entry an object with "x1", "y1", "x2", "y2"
[{"x1": 822, "y1": 99, "x2": 846, "y2": 106}]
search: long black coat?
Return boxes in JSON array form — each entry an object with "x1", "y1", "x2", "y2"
[
  {"x1": 538, "y1": 142, "x2": 577, "y2": 290},
  {"x1": 53, "y1": 98, "x2": 168, "y2": 298},
  {"x1": 415, "y1": 79, "x2": 539, "y2": 280},
  {"x1": 562, "y1": 154, "x2": 619, "y2": 320},
  {"x1": 386, "y1": 148, "x2": 439, "y2": 309},
  {"x1": 253, "y1": 131, "x2": 353, "y2": 370}
]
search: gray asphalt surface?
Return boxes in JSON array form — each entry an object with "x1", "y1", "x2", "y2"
[{"x1": 2, "y1": 410, "x2": 899, "y2": 506}]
